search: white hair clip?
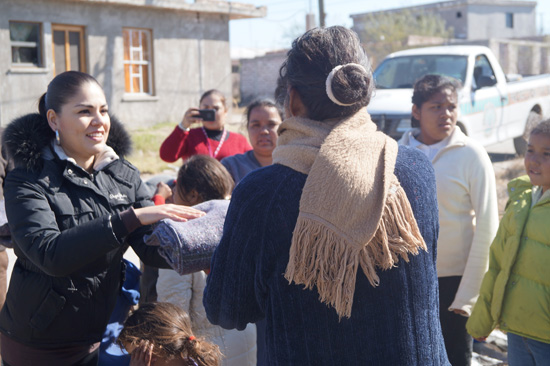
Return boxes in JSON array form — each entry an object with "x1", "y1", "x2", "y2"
[{"x1": 325, "y1": 63, "x2": 367, "y2": 107}]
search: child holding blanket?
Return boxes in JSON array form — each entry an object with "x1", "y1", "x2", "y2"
[{"x1": 145, "y1": 155, "x2": 256, "y2": 366}]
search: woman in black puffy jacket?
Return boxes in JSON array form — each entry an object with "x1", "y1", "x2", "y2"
[{"x1": 0, "y1": 71, "x2": 203, "y2": 366}]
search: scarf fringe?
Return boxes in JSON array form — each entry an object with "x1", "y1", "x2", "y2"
[{"x1": 285, "y1": 183, "x2": 427, "y2": 319}]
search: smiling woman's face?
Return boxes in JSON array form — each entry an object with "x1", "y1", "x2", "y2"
[
  {"x1": 413, "y1": 87, "x2": 458, "y2": 146},
  {"x1": 47, "y1": 81, "x2": 110, "y2": 170}
]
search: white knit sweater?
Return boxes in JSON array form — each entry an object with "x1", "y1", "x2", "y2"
[
  {"x1": 157, "y1": 269, "x2": 257, "y2": 366},
  {"x1": 399, "y1": 127, "x2": 499, "y2": 315}
]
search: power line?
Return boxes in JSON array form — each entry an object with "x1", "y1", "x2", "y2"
[
  {"x1": 257, "y1": 0, "x2": 306, "y2": 7},
  {"x1": 271, "y1": 0, "x2": 302, "y2": 5},
  {"x1": 268, "y1": 6, "x2": 308, "y2": 15},
  {"x1": 264, "y1": 9, "x2": 307, "y2": 22}
]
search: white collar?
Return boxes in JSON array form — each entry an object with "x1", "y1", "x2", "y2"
[
  {"x1": 408, "y1": 130, "x2": 452, "y2": 161},
  {"x1": 51, "y1": 141, "x2": 119, "y2": 172}
]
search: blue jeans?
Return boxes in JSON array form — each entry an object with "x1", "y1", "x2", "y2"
[{"x1": 508, "y1": 332, "x2": 550, "y2": 366}]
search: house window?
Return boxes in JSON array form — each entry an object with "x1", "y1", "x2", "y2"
[
  {"x1": 9, "y1": 21, "x2": 42, "y2": 66},
  {"x1": 52, "y1": 24, "x2": 86, "y2": 75},
  {"x1": 473, "y1": 54, "x2": 497, "y2": 89},
  {"x1": 506, "y1": 13, "x2": 514, "y2": 28},
  {"x1": 456, "y1": 11, "x2": 462, "y2": 18},
  {"x1": 123, "y1": 28, "x2": 153, "y2": 94}
]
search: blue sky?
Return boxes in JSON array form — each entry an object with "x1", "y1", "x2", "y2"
[{"x1": 229, "y1": 0, "x2": 550, "y2": 50}]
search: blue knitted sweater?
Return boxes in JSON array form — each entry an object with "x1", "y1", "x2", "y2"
[{"x1": 204, "y1": 145, "x2": 449, "y2": 365}]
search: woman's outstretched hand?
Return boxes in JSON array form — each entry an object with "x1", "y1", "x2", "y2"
[{"x1": 134, "y1": 204, "x2": 205, "y2": 225}]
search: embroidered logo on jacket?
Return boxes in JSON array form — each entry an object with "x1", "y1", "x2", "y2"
[{"x1": 109, "y1": 193, "x2": 128, "y2": 201}]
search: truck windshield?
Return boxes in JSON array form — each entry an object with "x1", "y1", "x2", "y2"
[{"x1": 374, "y1": 55, "x2": 468, "y2": 89}]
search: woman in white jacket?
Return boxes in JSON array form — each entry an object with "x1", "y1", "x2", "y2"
[
  {"x1": 398, "y1": 74, "x2": 499, "y2": 366},
  {"x1": 155, "y1": 155, "x2": 257, "y2": 366}
]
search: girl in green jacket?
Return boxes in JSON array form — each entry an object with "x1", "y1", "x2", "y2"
[{"x1": 466, "y1": 119, "x2": 550, "y2": 366}]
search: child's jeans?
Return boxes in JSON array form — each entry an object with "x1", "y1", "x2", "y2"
[{"x1": 508, "y1": 332, "x2": 550, "y2": 366}]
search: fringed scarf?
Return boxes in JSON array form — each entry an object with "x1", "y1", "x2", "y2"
[{"x1": 272, "y1": 109, "x2": 427, "y2": 319}]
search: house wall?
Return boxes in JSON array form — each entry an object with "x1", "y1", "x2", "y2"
[
  {"x1": 0, "y1": 0, "x2": 233, "y2": 128},
  {"x1": 453, "y1": 38, "x2": 550, "y2": 75},
  {"x1": 466, "y1": 3, "x2": 536, "y2": 40},
  {"x1": 351, "y1": 0, "x2": 537, "y2": 43},
  {"x1": 434, "y1": 4, "x2": 469, "y2": 39},
  {"x1": 239, "y1": 51, "x2": 286, "y2": 105}
]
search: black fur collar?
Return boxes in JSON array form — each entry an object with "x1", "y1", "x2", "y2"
[{"x1": 2, "y1": 113, "x2": 132, "y2": 171}]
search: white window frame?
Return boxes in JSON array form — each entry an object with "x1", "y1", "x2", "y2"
[
  {"x1": 9, "y1": 21, "x2": 42, "y2": 67},
  {"x1": 123, "y1": 28, "x2": 153, "y2": 95}
]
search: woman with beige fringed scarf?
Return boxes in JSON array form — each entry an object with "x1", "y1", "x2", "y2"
[{"x1": 204, "y1": 26, "x2": 450, "y2": 366}]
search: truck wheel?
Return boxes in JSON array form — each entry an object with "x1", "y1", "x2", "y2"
[{"x1": 514, "y1": 111, "x2": 542, "y2": 156}]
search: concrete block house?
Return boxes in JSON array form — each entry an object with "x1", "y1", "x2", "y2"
[
  {"x1": 350, "y1": 0, "x2": 548, "y2": 75},
  {"x1": 351, "y1": 0, "x2": 537, "y2": 42},
  {"x1": 0, "y1": 0, "x2": 265, "y2": 128},
  {"x1": 239, "y1": 49, "x2": 286, "y2": 105}
]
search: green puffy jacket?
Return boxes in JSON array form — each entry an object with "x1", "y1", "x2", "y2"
[{"x1": 466, "y1": 175, "x2": 550, "y2": 343}]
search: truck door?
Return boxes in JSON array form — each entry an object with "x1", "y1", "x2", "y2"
[{"x1": 466, "y1": 54, "x2": 505, "y2": 145}]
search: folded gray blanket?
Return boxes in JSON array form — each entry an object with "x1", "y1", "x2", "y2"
[{"x1": 145, "y1": 200, "x2": 230, "y2": 275}]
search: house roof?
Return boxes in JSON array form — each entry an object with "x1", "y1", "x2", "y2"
[{"x1": 69, "y1": 0, "x2": 266, "y2": 20}]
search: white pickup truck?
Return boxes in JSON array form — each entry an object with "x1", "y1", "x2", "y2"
[{"x1": 368, "y1": 45, "x2": 550, "y2": 154}]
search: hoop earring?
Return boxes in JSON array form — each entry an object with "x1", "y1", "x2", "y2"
[{"x1": 55, "y1": 130, "x2": 61, "y2": 145}]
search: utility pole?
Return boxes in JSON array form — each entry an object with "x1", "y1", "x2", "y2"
[
  {"x1": 306, "y1": 13, "x2": 316, "y2": 31},
  {"x1": 306, "y1": 0, "x2": 316, "y2": 31},
  {"x1": 318, "y1": 0, "x2": 325, "y2": 28}
]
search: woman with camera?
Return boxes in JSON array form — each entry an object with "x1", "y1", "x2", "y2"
[{"x1": 159, "y1": 90, "x2": 251, "y2": 162}]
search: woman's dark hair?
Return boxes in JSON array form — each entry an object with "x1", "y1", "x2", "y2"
[
  {"x1": 411, "y1": 74, "x2": 461, "y2": 128},
  {"x1": 245, "y1": 99, "x2": 284, "y2": 127},
  {"x1": 530, "y1": 118, "x2": 550, "y2": 138},
  {"x1": 275, "y1": 26, "x2": 374, "y2": 121},
  {"x1": 199, "y1": 89, "x2": 226, "y2": 108},
  {"x1": 177, "y1": 155, "x2": 233, "y2": 202},
  {"x1": 117, "y1": 302, "x2": 221, "y2": 366},
  {"x1": 38, "y1": 71, "x2": 101, "y2": 118}
]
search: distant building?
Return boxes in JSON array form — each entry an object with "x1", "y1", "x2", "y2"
[
  {"x1": 238, "y1": 49, "x2": 287, "y2": 106},
  {"x1": 351, "y1": 0, "x2": 537, "y2": 41},
  {"x1": 0, "y1": 0, "x2": 265, "y2": 128}
]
